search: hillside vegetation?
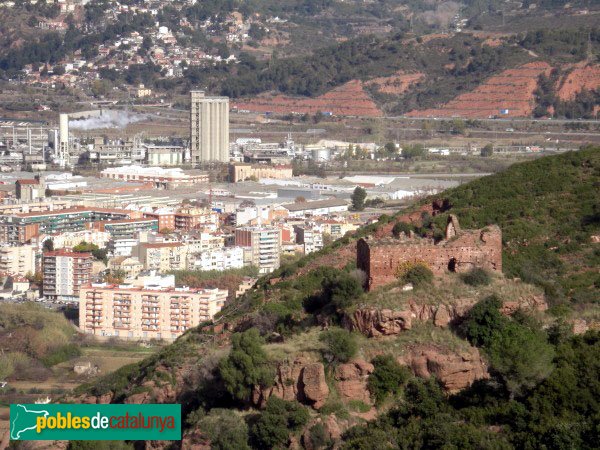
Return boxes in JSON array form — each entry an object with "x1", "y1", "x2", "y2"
[
  {"x1": 68, "y1": 148, "x2": 600, "y2": 450},
  {"x1": 220, "y1": 27, "x2": 599, "y2": 116},
  {"x1": 429, "y1": 145, "x2": 599, "y2": 310},
  {"x1": 0, "y1": 303, "x2": 81, "y2": 381}
]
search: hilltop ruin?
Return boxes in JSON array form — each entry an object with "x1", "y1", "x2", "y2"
[{"x1": 357, "y1": 215, "x2": 502, "y2": 291}]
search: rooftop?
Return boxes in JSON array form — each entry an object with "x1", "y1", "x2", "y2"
[
  {"x1": 43, "y1": 250, "x2": 93, "y2": 258},
  {"x1": 283, "y1": 198, "x2": 348, "y2": 212}
]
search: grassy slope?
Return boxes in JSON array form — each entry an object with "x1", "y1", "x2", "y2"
[{"x1": 428, "y1": 146, "x2": 599, "y2": 312}]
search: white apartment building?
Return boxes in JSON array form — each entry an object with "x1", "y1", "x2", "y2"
[
  {"x1": 79, "y1": 283, "x2": 227, "y2": 341},
  {"x1": 191, "y1": 247, "x2": 244, "y2": 272},
  {"x1": 43, "y1": 250, "x2": 93, "y2": 302},
  {"x1": 109, "y1": 238, "x2": 140, "y2": 257},
  {"x1": 0, "y1": 245, "x2": 36, "y2": 276},
  {"x1": 45, "y1": 229, "x2": 111, "y2": 250},
  {"x1": 182, "y1": 232, "x2": 224, "y2": 255},
  {"x1": 135, "y1": 242, "x2": 188, "y2": 272}
]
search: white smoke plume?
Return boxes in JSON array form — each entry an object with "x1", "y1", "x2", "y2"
[{"x1": 69, "y1": 110, "x2": 148, "y2": 130}]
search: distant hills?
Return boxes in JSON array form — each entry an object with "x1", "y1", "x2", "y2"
[{"x1": 224, "y1": 28, "x2": 600, "y2": 118}]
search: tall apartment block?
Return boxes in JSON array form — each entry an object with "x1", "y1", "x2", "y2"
[
  {"x1": 190, "y1": 90, "x2": 229, "y2": 163},
  {"x1": 79, "y1": 284, "x2": 227, "y2": 340},
  {"x1": 0, "y1": 244, "x2": 36, "y2": 276},
  {"x1": 235, "y1": 226, "x2": 281, "y2": 274},
  {"x1": 43, "y1": 250, "x2": 93, "y2": 302}
]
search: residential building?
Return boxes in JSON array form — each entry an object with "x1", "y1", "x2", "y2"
[
  {"x1": 294, "y1": 225, "x2": 324, "y2": 255},
  {"x1": 235, "y1": 226, "x2": 281, "y2": 274},
  {"x1": 229, "y1": 163, "x2": 293, "y2": 182},
  {"x1": 0, "y1": 207, "x2": 137, "y2": 244},
  {"x1": 316, "y1": 219, "x2": 359, "y2": 238},
  {"x1": 182, "y1": 232, "x2": 225, "y2": 264},
  {"x1": 175, "y1": 208, "x2": 218, "y2": 232},
  {"x1": 130, "y1": 84, "x2": 152, "y2": 98},
  {"x1": 235, "y1": 277, "x2": 257, "y2": 298},
  {"x1": 143, "y1": 209, "x2": 175, "y2": 232},
  {"x1": 108, "y1": 238, "x2": 140, "y2": 257},
  {"x1": 79, "y1": 283, "x2": 227, "y2": 340},
  {"x1": 0, "y1": 245, "x2": 36, "y2": 276},
  {"x1": 190, "y1": 90, "x2": 229, "y2": 163},
  {"x1": 95, "y1": 218, "x2": 159, "y2": 239},
  {"x1": 43, "y1": 250, "x2": 93, "y2": 302},
  {"x1": 135, "y1": 242, "x2": 188, "y2": 272},
  {"x1": 43, "y1": 229, "x2": 111, "y2": 250},
  {"x1": 190, "y1": 247, "x2": 244, "y2": 271},
  {"x1": 108, "y1": 256, "x2": 144, "y2": 280}
]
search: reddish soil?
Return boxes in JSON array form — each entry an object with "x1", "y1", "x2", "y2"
[
  {"x1": 406, "y1": 61, "x2": 553, "y2": 118},
  {"x1": 557, "y1": 63, "x2": 600, "y2": 101},
  {"x1": 364, "y1": 71, "x2": 425, "y2": 95},
  {"x1": 232, "y1": 80, "x2": 383, "y2": 117},
  {"x1": 483, "y1": 38, "x2": 504, "y2": 47}
]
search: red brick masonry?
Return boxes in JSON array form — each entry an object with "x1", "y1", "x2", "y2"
[{"x1": 357, "y1": 215, "x2": 502, "y2": 291}]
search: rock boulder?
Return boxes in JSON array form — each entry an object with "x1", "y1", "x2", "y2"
[
  {"x1": 399, "y1": 344, "x2": 489, "y2": 393},
  {"x1": 334, "y1": 359, "x2": 374, "y2": 404},
  {"x1": 253, "y1": 358, "x2": 329, "y2": 409}
]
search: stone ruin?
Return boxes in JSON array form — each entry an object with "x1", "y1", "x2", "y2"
[{"x1": 357, "y1": 215, "x2": 502, "y2": 291}]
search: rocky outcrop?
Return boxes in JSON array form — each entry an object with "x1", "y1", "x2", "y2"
[
  {"x1": 344, "y1": 308, "x2": 412, "y2": 337},
  {"x1": 76, "y1": 392, "x2": 114, "y2": 404},
  {"x1": 500, "y1": 295, "x2": 547, "y2": 315},
  {"x1": 253, "y1": 357, "x2": 329, "y2": 409},
  {"x1": 399, "y1": 345, "x2": 489, "y2": 393},
  {"x1": 347, "y1": 295, "x2": 547, "y2": 337},
  {"x1": 334, "y1": 359, "x2": 374, "y2": 404}
]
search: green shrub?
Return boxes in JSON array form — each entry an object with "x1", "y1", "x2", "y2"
[
  {"x1": 486, "y1": 321, "x2": 555, "y2": 396},
  {"x1": 251, "y1": 397, "x2": 309, "y2": 449},
  {"x1": 0, "y1": 354, "x2": 14, "y2": 379},
  {"x1": 198, "y1": 409, "x2": 250, "y2": 450},
  {"x1": 392, "y1": 221, "x2": 414, "y2": 238},
  {"x1": 461, "y1": 268, "x2": 492, "y2": 286},
  {"x1": 41, "y1": 344, "x2": 82, "y2": 367},
  {"x1": 460, "y1": 295, "x2": 555, "y2": 396},
  {"x1": 368, "y1": 355, "x2": 411, "y2": 404},
  {"x1": 397, "y1": 263, "x2": 433, "y2": 288},
  {"x1": 307, "y1": 423, "x2": 332, "y2": 449},
  {"x1": 348, "y1": 399, "x2": 371, "y2": 413},
  {"x1": 218, "y1": 328, "x2": 273, "y2": 402},
  {"x1": 323, "y1": 273, "x2": 364, "y2": 310},
  {"x1": 319, "y1": 328, "x2": 357, "y2": 364},
  {"x1": 459, "y1": 295, "x2": 504, "y2": 347}
]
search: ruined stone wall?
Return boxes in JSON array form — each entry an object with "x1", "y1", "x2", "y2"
[{"x1": 358, "y1": 224, "x2": 502, "y2": 291}]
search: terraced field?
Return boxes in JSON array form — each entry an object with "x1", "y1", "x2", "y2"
[{"x1": 232, "y1": 80, "x2": 383, "y2": 117}]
